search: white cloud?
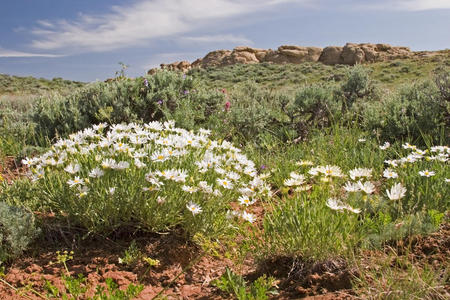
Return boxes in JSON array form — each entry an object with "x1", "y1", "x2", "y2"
[
  {"x1": 0, "y1": 47, "x2": 63, "y2": 58},
  {"x1": 396, "y1": 0, "x2": 450, "y2": 10},
  {"x1": 180, "y1": 34, "x2": 253, "y2": 45},
  {"x1": 36, "y1": 20, "x2": 55, "y2": 28},
  {"x1": 357, "y1": 0, "x2": 450, "y2": 11},
  {"x1": 30, "y1": 0, "x2": 306, "y2": 53}
]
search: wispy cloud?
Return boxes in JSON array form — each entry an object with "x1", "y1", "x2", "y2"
[
  {"x1": 180, "y1": 34, "x2": 253, "y2": 45},
  {"x1": 0, "y1": 47, "x2": 63, "y2": 58},
  {"x1": 30, "y1": 0, "x2": 307, "y2": 53},
  {"x1": 356, "y1": 0, "x2": 450, "y2": 11}
]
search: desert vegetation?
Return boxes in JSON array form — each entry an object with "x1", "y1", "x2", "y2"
[{"x1": 0, "y1": 54, "x2": 449, "y2": 299}]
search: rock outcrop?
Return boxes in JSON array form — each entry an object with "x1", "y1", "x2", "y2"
[
  {"x1": 318, "y1": 43, "x2": 412, "y2": 65},
  {"x1": 147, "y1": 43, "x2": 417, "y2": 74}
]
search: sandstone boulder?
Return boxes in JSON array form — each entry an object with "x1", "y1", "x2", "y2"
[
  {"x1": 223, "y1": 50, "x2": 259, "y2": 65},
  {"x1": 319, "y1": 46, "x2": 344, "y2": 65},
  {"x1": 341, "y1": 43, "x2": 366, "y2": 65},
  {"x1": 191, "y1": 50, "x2": 232, "y2": 68},
  {"x1": 159, "y1": 61, "x2": 192, "y2": 73},
  {"x1": 277, "y1": 45, "x2": 323, "y2": 62},
  {"x1": 233, "y1": 46, "x2": 266, "y2": 53},
  {"x1": 146, "y1": 43, "x2": 418, "y2": 74}
]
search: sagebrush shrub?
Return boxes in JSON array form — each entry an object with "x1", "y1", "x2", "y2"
[
  {"x1": 0, "y1": 202, "x2": 40, "y2": 264},
  {"x1": 290, "y1": 83, "x2": 341, "y2": 136},
  {"x1": 361, "y1": 79, "x2": 448, "y2": 143},
  {"x1": 32, "y1": 71, "x2": 224, "y2": 142},
  {"x1": 340, "y1": 65, "x2": 375, "y2": 110}
]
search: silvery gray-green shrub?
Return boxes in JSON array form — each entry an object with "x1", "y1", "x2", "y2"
[{"x1": 0, "y1": 202, "x2": 40, "y2": 264}]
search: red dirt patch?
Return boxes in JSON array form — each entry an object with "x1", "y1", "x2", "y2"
[
  {"x1": 1, "y1": 214, "x2": 448, "y2": 299},
  {"x1": 0, "y1": 156, "x2": 27, "y2": 183},
  {"x1": 0, "y1": 229, "x2": 234, "y2": 299}
]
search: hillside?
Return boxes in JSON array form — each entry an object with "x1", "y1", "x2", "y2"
[
  {"x1": 148, "y1": 42, "x2": 449, "y2": 76},
  {"x1": 0, "y1": 45, "x2": 449, "y2": 299},
  {"x1": 0, "y1": 73, "x2": 85, "y2": 96},
  {"x1": 189, "y1": 53, "x2": 450, "y2": 92}
]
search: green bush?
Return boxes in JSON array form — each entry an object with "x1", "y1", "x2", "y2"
[
  {"x1": 289, "y1": 83, "x2": 341, "y2": 137},
  {"x1": 217, "y1": 83, "x2": 289, "y2": 143},
  {"x1": 20, "y1": 121, "x2": 270, "y2": 236},
  {"x1": 32, "y1": 71, "x2": 224, "y2": 142},
  {"x1": 339, "y1": 65, "x2": 375, "y2": 110},
  {"x1": 361, "y1": 79, "x2": 448, "y2": 143},
  {"x1": 0, "y1": 202, "x2": 40, "y2": 264}
]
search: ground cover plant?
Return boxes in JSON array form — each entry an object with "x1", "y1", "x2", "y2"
[{"x1": 0, "y1": 57, "x2": 449, "y2": 299}]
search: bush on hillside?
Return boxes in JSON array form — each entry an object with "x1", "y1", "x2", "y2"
[
  {"x1": 32, "y1": 71, "x2": 225, "y2": 142},
  {"x1": 289, "y1": 84, "x2": 341, "y2": 137},
  {"x1": 339, "y1": 65, "x2": 376, "y2": 110},
  {"x1": 361, "y1": 79, "x2": 448, "y2": 143}
]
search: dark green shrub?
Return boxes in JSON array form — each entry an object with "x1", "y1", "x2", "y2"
[
  {"x1": 217, "y1": 82, "x2": 290, "y2": 144},
  {"x1": 0, "y1": 202, "x2": 40, "y2": 264},
  {"x1": 289, "y1": 83, "x2": 341, "y2": 137},
  {"x1": 339, "y1": 65, "x2": 375, "y2": 110},
  {"x1": 361, "y1": 79, "x2": 448, "y2": 143}
]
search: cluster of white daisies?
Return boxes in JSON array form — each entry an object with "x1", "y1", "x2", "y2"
[
  {"x1": 282, "y1": 142, "x2": 448, "y2": 214},
  {"x1": 22, "y1": 121, "x2": 271, "y2": 223}
]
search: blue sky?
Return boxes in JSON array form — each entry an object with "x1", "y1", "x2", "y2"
[{"x1": 1, "y1": 0, "x2": 449, "y2": 82}]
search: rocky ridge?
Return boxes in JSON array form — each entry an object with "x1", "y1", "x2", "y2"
[{"x1": 148, "y1": 42, "x2": 433, "y2": 74}]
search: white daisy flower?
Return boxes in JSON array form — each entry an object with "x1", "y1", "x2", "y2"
[
  {"x1": 109, "y1": 187, "x2": 116, "y2": 195},
  {"x1": 89, "y1": 167, "x2": 104, "y2": 178},
  {"x1": 419, "y1": 170, "x2": 435, "y2": 177},
  {"x1": 101, "y1": 158, "x2": 116, "y2": 169},
  {"x1": 326, "y1": 198, "x2": 346, "y2": 211},
  {"x1": 67, "y1": 176, "x2": 83, "y2": 187},
  {"x1": 238, "y1": 195, "x2": 255, "y2": 206},
  {"x1": 357, "y1": 181, "x2": 375, "y2": 194},
  {"x1": 64, "y1": 163, "x2": 81, "y2": 174},
  {"x1": 321, "y1": 165, "x2": 344, "y2": 177},
  {"x1": 242, "y1": 211, "x2": 256, "y2": 223},
  {"x1": 186, "y1": 202, "x2": 202, "y2": 215},
  {"x1": 384, "y1": 159, "x2": 398, "y2": 167},
  {"x1": 296, "y1": 160, "x2": 314, "y2": 166},
  {"x1": 383, "y1": 169, "x2": 398, "y2": 179},
  {"x1": 343, "y1": 181, "x2": 360, "y2": 192},
  {"x1": 349, "y1": 168, "x2": 372, "y2": 180},
  {"x1": 151, "y1": 152, "x2": 169, "y2": 162},
  {"x1": 217, "y1": 178, "x2": 233, "y2": 189},
  {"x1": 182, "y1": 185, "x2": 198, "y2": 193},
  {"x1": 386, "y1": 183, "x2": 407, "y2": 200},
  {"x1": 379, "y1": 142, "x2": 390, "y2": 150},
  {"x1": 113, "y1": 161, "x2": 130, "y2": 170},
  {"x1": 134, "y1": 158, "x2": 146, "y2": 169}
]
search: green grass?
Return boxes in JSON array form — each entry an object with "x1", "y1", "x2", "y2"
[
  {"x1": 188, "y1": 50, "x2": 450, "y2": 94},
  {"x1": 0, "y1": 55, "x2": 448, "y2": 299},
  {"x1": 0, "y1": 73, "x2": 85, "y2": 96}
]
